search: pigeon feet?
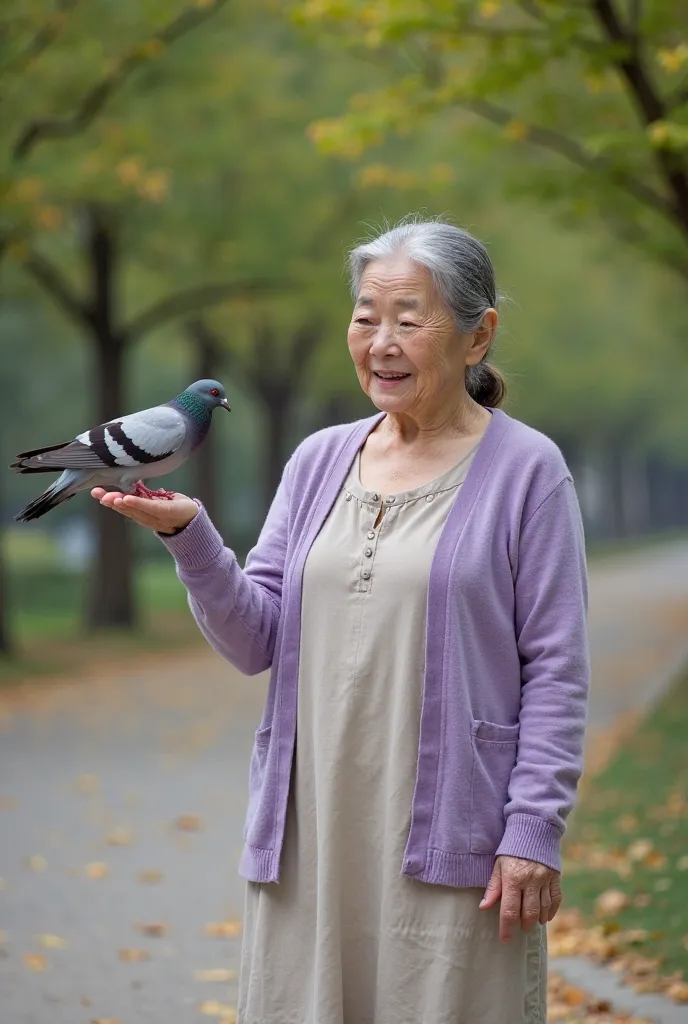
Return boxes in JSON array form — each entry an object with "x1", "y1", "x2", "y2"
[{"x1": 133, "y1": 481, "x2": 176, "y2": 501}]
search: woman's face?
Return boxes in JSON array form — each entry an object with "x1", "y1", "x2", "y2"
[{"x1": 347, "y1": 255, "x2": 493, "y2": 420}]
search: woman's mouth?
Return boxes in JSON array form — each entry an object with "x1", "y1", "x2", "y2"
[{"x1": 373, "y1": 371, "x2": 411, "y2": 386}]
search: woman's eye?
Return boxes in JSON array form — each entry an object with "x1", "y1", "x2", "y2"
[
  {"x1": 355, "y1": 317, "x2": 373, "y2": 326},
  {"x1": 400, "y1": 321, "x2": 416, "y2": 328}
]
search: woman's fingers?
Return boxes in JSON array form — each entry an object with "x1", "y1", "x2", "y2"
[{"x1": 90, "y1": 488, "x2": 197, "y2": 533}]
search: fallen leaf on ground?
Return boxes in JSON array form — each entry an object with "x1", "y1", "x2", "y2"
[
  {"x1": 677, "y1": 854, "x2": 688, "y2": 870},
  {"x1": 0, "y1": 795, "x2": 17, "y2": 811},
  {"x1": 91, "y1": 1019, "x2": 121, "y2": 1024},
  {"x1": 106, "y1": 827, "x2": 133, "y2": 846},
  {"x1": 666, "y1": 981, "x2": 688, "y2": 1003},
  {"x1": 194, "y1": 968, "x2": 236, "y2": 982},
  {"x1": 38, "y1": 934, "x2": 66, "y2": 949},
  {"x1": 76, "y1": 774, "x2": 100, "y2": 794},
  {"x1": 118, "y1": 948, "x2": 150, "y2": 962},
  {"x1": 85, "y1": 862, "x2": 109, "y2": 880},
  {"x1": 199, "y1": 1000, "x2": 237, "y2": 1021},
  {"x1": 204, "y1": 920, "x2": 242, "y2": 939},
  {"x1": 135, "y1": 922, "x2": 169, "y2": 938},
  {"x1": 626, "y1": 838, "x2": 653, "y2": 861},
  {"x1": 23, "y1": 953, "x2": 47, "y2": 971},
  {"x1": 25, "y1": 855, "x2": 47, "y2": 872},
  {"x1": 175, "y1": 814, "x2": 202, "y2": 831},
  {"x1": 595, "y1": 889, "x2": 629, "y2": 916},
  {"x1": 138, "y1": 869, "x2": 163, "y2": 884},
  {"x1": 0, "y1": 930, "x2": 6, "y2": 944}
]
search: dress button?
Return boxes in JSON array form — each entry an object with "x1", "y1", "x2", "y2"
[
  {"x1": 385, "y1": 495, "x2": 395, "y2": 504},
  {"x1": 364, "y1": 547, "x2": 373, "y2": 557},
  {"x1": 425, "y1": 493, "x2": 435, "y2": 502},
  {"x1": 345, "y1": 492, "x2": 352, "y2": 501},
  {"x1": 361, "y1": 570, "x2": 371, "y2": 580},
  {"x1": 367, "y1": 531, "x2": 375, "y2": 540},
  {"x1": 371, "y1": 493, "x2": 380, "y2": 502}
]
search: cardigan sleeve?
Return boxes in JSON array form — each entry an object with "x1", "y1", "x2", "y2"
[
  {"x1": 496, "y1": 476, "x2": 590, "y2": 872},
  {"x1": 157, "y1": 454, "x2": 295, "y2": 676}
]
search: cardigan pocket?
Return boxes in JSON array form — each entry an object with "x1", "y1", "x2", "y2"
[
  {"x1": 243, "y1": 725, "x2": 272, "y2": 843},
  {"x1": 469, "y1": 718, "x2": 519, "y2": 854}
]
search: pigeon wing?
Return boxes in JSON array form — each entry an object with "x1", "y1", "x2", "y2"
[{"x1": 13, "y1": 406, "x2": 187, "y2": 472}]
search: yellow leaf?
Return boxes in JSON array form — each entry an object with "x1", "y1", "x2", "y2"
[
  {"x1": 106, "y1": 827, "x2": 134, "y2": 846},
  {"x1": 504, "y1": 119, "x2": 528, "y2": 142},
  {"x1": 200, "y1": 1001, "x2": 237, "y2": 1020},
  {"x1": 657, "y1": 44, "x2": 688, "y2": 73},
  {"x1": 35, "y1": 206, "x2": 63, "y2": 230},
  {"x1": 85, "y1": 862, "x2": 109, "y2": 880},
  {"x1": 137, "y1": 170, "x2": 170, "y2": 203},
  {"x1": 116, "y1": 159, "x2": 143, "y2": 186},
  {"x1": 15, "y1": 178, "x2": 42, "y2": 203},
  {"x1": 479, "y1": 1, "x2": 500, "y2": 18},
  {"x1": 667, "y1": 981, "x2": 688, "y2": 1003},
  {"x1": 8, "y1": 240, "x2": 29, "y2": 262},
  {"x1": 627, "y1": 838, "x2": 653, "y2": 861},
  {"x1": 585, "y1": 74, "x2": 605, "y2": 94},
  {"x1": 594, "y1": 888, "x2": 629, "y2": 916},
  {"x1": 118, "y1": 948, "x2": 150, "y2": 962},
  {"x1": 26, "y1": 855, "x2": 47, "y2": 872},
  {"x1": 649, "y1": 121, "x2": 670, "y2": 145},
  {"x1": 194, "y1": 968, "x2": 236, "y2": 981},
  {"x1": 38, "y1": 934, "x2": 66, "y2": 949},
  {"x1": 24, "y1": 953, "x2": 47, "y2": 971},
  {"x1": 175, "y1": 815, "x2": 202, "y2": 832},
  {"x1": 76, "y1": 774, "x2": 100, "y2": 794},
  {"x1": 203, "y1": 920, "x2": 242, "y2": 939},
  {"x1": 138, "y1": 869, "x2": 163, "y2": 884}
]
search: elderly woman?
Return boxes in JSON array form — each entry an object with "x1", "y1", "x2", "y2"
[{"x1": 95, "y1": 219, "x2": 590, "y2": 1023}]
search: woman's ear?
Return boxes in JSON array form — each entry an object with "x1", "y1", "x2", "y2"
[{"x1": 467, "y1": 308, "x2": 498, "y2": 366}]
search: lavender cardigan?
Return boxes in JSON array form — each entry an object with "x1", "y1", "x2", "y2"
[{"x1": 160, "y1": 408, "x2": 590, "y2": 888}]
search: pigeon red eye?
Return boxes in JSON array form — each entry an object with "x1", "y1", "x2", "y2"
[{"x1": 210, "y1": 388, "x2": 219, "y2": 397}]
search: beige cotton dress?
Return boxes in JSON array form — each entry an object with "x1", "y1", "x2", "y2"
[{"x1": 238, "y1": 445, "x2": 547, "y2": 1024}]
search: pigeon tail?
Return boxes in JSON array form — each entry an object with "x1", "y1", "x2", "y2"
[{"x1": 14, "y1": 473, "x2": 80, "y2": 522}]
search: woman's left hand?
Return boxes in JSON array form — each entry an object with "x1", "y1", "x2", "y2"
[{"x1": 479, "y1": 855, "x2": 561, "y2": 942}]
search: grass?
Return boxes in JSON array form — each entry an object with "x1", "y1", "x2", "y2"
[
  {"x1": 562, "y1": 667, "x2": 688, "y2": 980},
  {"x1": 0, "y1": 559, "x2": 203, "y2": 686}
]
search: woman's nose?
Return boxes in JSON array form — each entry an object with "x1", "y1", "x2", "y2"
[{"x1": 369, "y1": 325, "x2": 399, "y2": 355}]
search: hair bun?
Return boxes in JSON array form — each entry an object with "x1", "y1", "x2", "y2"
[{"x1": 465, "y1": 362, "x2": 506, "y2": 408}]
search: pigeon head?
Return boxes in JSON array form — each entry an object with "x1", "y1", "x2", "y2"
[{"x1": 185, "y1": 379, "x2": 231, "y2": 412}]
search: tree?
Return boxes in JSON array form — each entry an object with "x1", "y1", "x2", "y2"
[
  {"x1": 2, "y1": 0, "x2": 285, "y2": 630},
  {"x1": 294, "y1": 0, "x2": 688, "y2": 281}
]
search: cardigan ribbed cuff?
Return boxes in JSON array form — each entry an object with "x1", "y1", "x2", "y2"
[
  {"x1": 495, "y1": 812, "x2": 563, "y2": 873},
  {"x1": 156, "y1": 502, "x2": 224, "y2": 571}
]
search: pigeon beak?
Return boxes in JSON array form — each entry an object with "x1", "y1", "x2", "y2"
[{"x1": 219, "y1": 399, "x2": 231, "y2": 412}]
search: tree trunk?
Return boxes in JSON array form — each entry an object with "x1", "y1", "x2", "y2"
[
  {"x1": 186, "y1": 318, "x2": 222, "y2": 527},
  {"x1": 84, "y1": 207, "x2": 136, "y2": 631},
  {"x1": 263, "y1": 384, "x2": 291, "y2": 514},
  {"x1": 0, "y1": 478, "x2": 12, "y2": 656}
]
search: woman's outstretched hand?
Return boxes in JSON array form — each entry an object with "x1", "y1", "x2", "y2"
[{"x1": 91, "y1": 488, "x2": 199, "y2": 535}]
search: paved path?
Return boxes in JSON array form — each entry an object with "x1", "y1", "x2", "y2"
[{"x1": 1, "y1": 539, "x2": 687, "y2": 1023}]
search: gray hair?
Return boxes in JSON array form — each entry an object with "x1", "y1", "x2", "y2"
[{"x1": 347, "y1": 218, "x2": 506, "y2": 407}]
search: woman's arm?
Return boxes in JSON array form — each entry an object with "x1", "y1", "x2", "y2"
[
  {"x1": 158, "y1": 456, "x2": 294, "y2": 676},
  {"x1": 497, "y1": 476, "x2": 590, "y2": 872}
]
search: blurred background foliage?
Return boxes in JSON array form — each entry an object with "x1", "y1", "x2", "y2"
[{"x1": 1, "y1": 0, "x2": 687, "y2": 666}]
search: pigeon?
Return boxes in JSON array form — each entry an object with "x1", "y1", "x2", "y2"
[{"x1": 10, "y1": 379, "x2": 230, "y2": 522}]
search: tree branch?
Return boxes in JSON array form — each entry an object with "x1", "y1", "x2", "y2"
[
  {"x1": 11, "y1": 0, "x2": 228, "y2": 161},
  {"x1": 1, "y1": 0, "x2": 78, "y2": 81},
  {"x1": 591, "y1": 0, "x2": 688, "y2": 235},
  {"x1": 23, "y1": 247, "x2": 90, "y2": 326},
  {"x1": 462, "y1": 97, "x2": 674, "y2": 221},
  {"x1": 124, "y1": 278, "x2": 285, "y2": 344}
]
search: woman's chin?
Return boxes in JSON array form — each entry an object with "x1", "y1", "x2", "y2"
[{"x1": 368, "y1": 382, "x2": 414, "y2": 412}]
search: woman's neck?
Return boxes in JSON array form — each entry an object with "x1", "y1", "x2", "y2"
[{"x1": 380, "y1": 395, "x2": 490, "y2": 449}]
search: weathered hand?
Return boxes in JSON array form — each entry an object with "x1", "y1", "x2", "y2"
[
  {"x1": 479, "y1": 855, "x2": 561, "y2": 942},
  {"x1": 91, "y1": 487, "x2": 199, "y2": 535}
]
